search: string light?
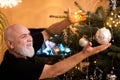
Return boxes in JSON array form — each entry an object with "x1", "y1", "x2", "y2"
[
  {"x1": 0, "y1": 0, "x2": 22, "y2": 8},
  {"x1": 106, "y1": 11, "x2": 120, "y2": 28}
]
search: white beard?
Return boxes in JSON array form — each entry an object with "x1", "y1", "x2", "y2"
[
  {"x1": 20, "y1": 47, "x2": 34, "y2": 58},
  {"x1": 15, "y1": 43, "x2": 35, "y2": 58}
]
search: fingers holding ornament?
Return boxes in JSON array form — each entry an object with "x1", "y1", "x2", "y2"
[{"x1": 79, "y1": 27, "x2": 112, "y2": 47}]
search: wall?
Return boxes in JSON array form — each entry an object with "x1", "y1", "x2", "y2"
[{"x1": 0, "y1": 0, "x2": 109, "y2": 28}]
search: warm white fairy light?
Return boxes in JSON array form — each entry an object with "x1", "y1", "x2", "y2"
[
  {"x1": 106, "y1": 22, "x2": 109, "y2": 25},
  {"x1": 112, "y1": 21, "x2": 115, "y2": 23},
  {"x1": 0, "y1": 0, "x2": 22, "y2": 8},
  {"x1": 110, "y1": 18, "x2": 113, "y2": 20},
  {"x1": 114, "y1": 24, "x2": 117, "y2": 27},
  {"x1": 111, "y1": 12, "x2": 114, "y2": 15},
  {"x1": 109, "y1": 25, "x2": 112, "y2": 27}
]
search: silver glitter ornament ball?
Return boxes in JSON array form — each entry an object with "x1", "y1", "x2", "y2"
[{"x1": 95, "y1": 27, "x2": 112, "y2": 44}]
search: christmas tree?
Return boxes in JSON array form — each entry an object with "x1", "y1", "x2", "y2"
[{"x1": 35, "y1": 0, "x2": 120, "y2": 80}]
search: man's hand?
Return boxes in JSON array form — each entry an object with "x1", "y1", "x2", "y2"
[
  {"x1": 68, "y1": 8, "x2": 87, "y2": 23},
  {"x1": 82, "y1": 42, "x2": 111, "y2": 57}
]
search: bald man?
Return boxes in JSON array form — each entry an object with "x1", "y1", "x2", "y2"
[{"x1": 0, "y1": 9, "x2": 111, "y2": 80}]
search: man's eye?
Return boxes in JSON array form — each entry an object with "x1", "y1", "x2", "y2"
[{"x1": 21, "y1": 34, "x2": 27, "y2": 38}]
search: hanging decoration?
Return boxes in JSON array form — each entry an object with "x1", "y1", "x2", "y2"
[
  {"x1": 95, "y1": 27, "x2": 112, "y2": 44},
  {"x1": 106, "y1": 70, "x2": 117, "y2": 80},
  {"x1": 110, "y1": 0, "x2": 117, "y2": 11},
  {"x1": 0, "y1": 11, "x2": 8, "y2": 55},
  {"x1": 0, "y1": 0, "x2": 22, "y2": 8},
  {"x1": 36, "y1": 37, "x2": 71, "y2": 57},
  {"x1": 79, "y1": 36, "x2": 89, "y2": 47}
]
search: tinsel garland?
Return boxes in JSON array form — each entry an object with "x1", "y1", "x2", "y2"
[{"x1": 0, "y1": 11, "x2": 8, "y2": 52}]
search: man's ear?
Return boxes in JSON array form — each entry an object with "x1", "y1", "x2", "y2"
[{"x1": 5, "y1": 40, "x2": 14, "y2": 49}]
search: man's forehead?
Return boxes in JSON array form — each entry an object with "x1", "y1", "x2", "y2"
[
  {"x1": 12, "y1": 25, "x2": 29, "y2": 33},
  {"x1": 7, "y1": 24, "x2": 30, "y2": 38},
  {"x1": 9, "y1": 24, "x2": 28, "y2": 31}
]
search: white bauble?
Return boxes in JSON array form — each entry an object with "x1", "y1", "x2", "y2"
[
  {"x1": 79, "y1": 37, "x2": 89, "y2": 47},
  {"x1": 95, "y1": 27, "x2": 112, "y2": 44}
]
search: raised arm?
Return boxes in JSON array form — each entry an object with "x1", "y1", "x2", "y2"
[
  {"x1": 39, "y1": 42, "x2": 111, "y2": 79},
  {"x1": 42, "y1": 8, "x2": 87, "y2": 41}
]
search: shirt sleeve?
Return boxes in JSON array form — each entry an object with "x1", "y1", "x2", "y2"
[{"x1": 29, "y1": 28, "x2": 44, "y2": 53}]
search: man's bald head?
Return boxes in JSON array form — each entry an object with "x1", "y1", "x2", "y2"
[{"x1": 4, "y1": 24, "x2": 29, "y2": 41}]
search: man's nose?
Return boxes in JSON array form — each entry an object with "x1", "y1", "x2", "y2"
[{"x1": 27, "y1": 34, "x2": 33, "y2": 42}]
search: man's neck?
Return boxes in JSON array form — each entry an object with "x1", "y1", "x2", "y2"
[{"x1": 8, "y1": 49, "x2": 27, "y2": 59}]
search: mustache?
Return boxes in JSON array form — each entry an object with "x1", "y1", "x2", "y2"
[{"x1": 26, "y1": 42, "x2": 33, "y2": 47}]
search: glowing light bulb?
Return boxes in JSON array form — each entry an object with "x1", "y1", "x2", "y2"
[{"x1": 0, "y1": 0, "x2": 22, "y2": 8}]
